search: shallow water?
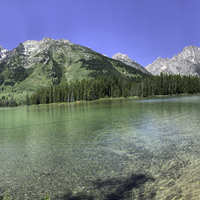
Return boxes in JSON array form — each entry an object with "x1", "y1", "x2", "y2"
[{"x1": 1, "y1": 95, "x2": 200, "y2": 199}]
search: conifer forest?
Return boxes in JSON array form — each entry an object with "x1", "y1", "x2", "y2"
[
  {"x1": 1, "y1": 72, "x2": 200, "y2": 107},
  {"x1": 25, "y1": 72, "x2": 200, "y2": 106}
]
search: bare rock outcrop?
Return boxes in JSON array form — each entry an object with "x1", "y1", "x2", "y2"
[
  {"x1": 0, "y1": 45, "x2": 9, "y2": 61},
  {"x1": 146, "y1": 45, "x2": 200, "y2": 76}
]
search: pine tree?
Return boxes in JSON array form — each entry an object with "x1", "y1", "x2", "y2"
[
  {"x1": 123, "y1": 87, "x2": 129, "y2": 98},
  {"x1": 26, "y1": 94, "x2": 29, "y2": 105},
  {"x1": 49, "y1": 85, "x2": 53, "y2": 103},
  {"x1": 87, "y1": 86, "x2": 93, "y2": 100}
]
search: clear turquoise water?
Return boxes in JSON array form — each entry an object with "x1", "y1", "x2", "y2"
[{"x1": 1, "y1": 95, "x2": 200, "y2": 199}]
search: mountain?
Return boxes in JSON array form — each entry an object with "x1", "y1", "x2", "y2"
[
  {"x1": 112, "y1": 52, "x2": 151, "y2": 75},
  {"x1": 146, "y1": 45, "x2": 200, "y2": 76},
  {"x1": 0, "y1": 37, "x2": 149, "y2": 102},
  {"x1": 0, "y1": 45, "x2": 9, "y2": 61}
]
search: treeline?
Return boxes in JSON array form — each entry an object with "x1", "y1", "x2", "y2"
[
  {"x1": 0, "y1": 99, "x2": 18, "y2": 107},
  {"x1": 27, "y1": 73, "x2": 200, "y2": 105}
]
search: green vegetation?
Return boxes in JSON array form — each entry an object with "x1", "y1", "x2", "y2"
[
  {"x1": 0, "y1": 99, "x2": 18, "y2": 107},
  {"x1": 26, "y1": 73, "x2": 200, "y2": 106},
  {"x1": 0, "y1": 72, "x2": 199, "y2": 107},
  {"x1": 9, "y1": 66, "x2": 28, "y2": 82},
  {"x1": 78, "y1": 54, "x2": 148, "y2": 80}
]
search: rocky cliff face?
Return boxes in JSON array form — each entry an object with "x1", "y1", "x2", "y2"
[
  {"x1": 112, "y1": 53, "x2": 151, "y2": 75},
  {"x1": 0, "y1": 45, "x2": 9, "y2": 61},
  {"x1": 146, "y1": 45, "x2": 200, "y2": 76},
  {"x1": 2, "y1": 37, "x2": 73, "y2": 68}
]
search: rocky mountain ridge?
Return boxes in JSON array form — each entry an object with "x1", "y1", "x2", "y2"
[
  {"x1": 0, "y1": 38, "x2": 149, "y2": 73},
  {"x1": 146, "y1": 45, "x2": 200, "y2": 76},
  {"x1": 0, "y1": 37, "x2": 75, "y2": 68},
  {"x1": 112, "y1": 52, "x2": 151, "y2": 75},
  {"x1": 0, "y1": 37, "x2": 149, "y2": 102}
]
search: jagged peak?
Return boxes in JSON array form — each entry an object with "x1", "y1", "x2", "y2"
[
  {"x1": 179, "y1": 45, "x2": 200, "y2": 54},
  {"x1": 183, "y1": 45, "x2": 198, "y2": 50},
  {"x1": 42, "y1": 37, "x2": 54, "y2": 42},
  {"x1": 113, "y1": 52, "x2": 126, "y2": 57},
  {"x1": 0, "y1": 44, "x2": 8, "y2": 51},
  {"x1": 0, "y1": 45, "x2": 8, "y2": 51},
  {"x1": 18, "y1": 42, "x2": 24, "y2": 47},
  {"x1": 113, "y1": 52, "x2": 123, "y2": 56},
  {"x1": 173, "y1": 45, "x2": 200, "y2": 60},
  {"x1": 112, "y1": 52, "x2": 133, "y2": 61},
  {"x1": 146, "y1": 45, "x2": 200, "y2": 76},
  {"x1": 22, "y1": 37, "x2": 54, "y2": 45},
  {"x1": 23, "y1": 39, "x2": 38, "y2": 45},
  {"x1": 23, "y1": 38, "x2": 73, "y2": 48}
]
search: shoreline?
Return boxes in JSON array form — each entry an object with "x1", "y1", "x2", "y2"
[
  {"x1": 0, "y1": 93, "x2": 198, "y2": 108},
  {"x1": 20, "y1": 92, "x2": 199, "y2": 107}
]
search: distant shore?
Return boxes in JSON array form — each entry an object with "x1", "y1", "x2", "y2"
[{"x1": 18, "y1": 93, "x2": 199, "y2": 107}]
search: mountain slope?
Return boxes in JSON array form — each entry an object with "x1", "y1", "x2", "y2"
[
  {"x1": 146, "y1": 45, "x2": 200, "y2": 76},
  {"x1": 0, "y1": 38, "x2": 149, "y2": 102},
  {"x1": 112, "y1": 52, "x2": 151, "y2": 75}
]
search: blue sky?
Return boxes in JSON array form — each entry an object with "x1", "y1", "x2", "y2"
[{"x1": 1, "y1": 0, "x2": 200, "y2": 67}]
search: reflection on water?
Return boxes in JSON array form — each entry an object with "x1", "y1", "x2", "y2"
[{"x1": 1, "y1": 95, "x2": 200, "y2": 199}]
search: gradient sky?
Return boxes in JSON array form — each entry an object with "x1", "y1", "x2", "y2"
[{"x1": 1, "y1": 0, "x2": 200, "y2": 67}]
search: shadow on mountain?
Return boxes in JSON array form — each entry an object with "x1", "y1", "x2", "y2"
[{"x1": 57, "y1": 173, "x2": 156, "y2": 200}]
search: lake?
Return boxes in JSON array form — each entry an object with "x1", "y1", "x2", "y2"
[{"x1": 1, "y1": 95, "x2": 200, "y2": 199}]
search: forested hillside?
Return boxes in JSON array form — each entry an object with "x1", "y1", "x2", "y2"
[
  {"x1": 0, "y1": 38, "x2": 149, "y2": 103},
  {"x1": 21, "y1": 73, "x2": 200, "y2": 106}
]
